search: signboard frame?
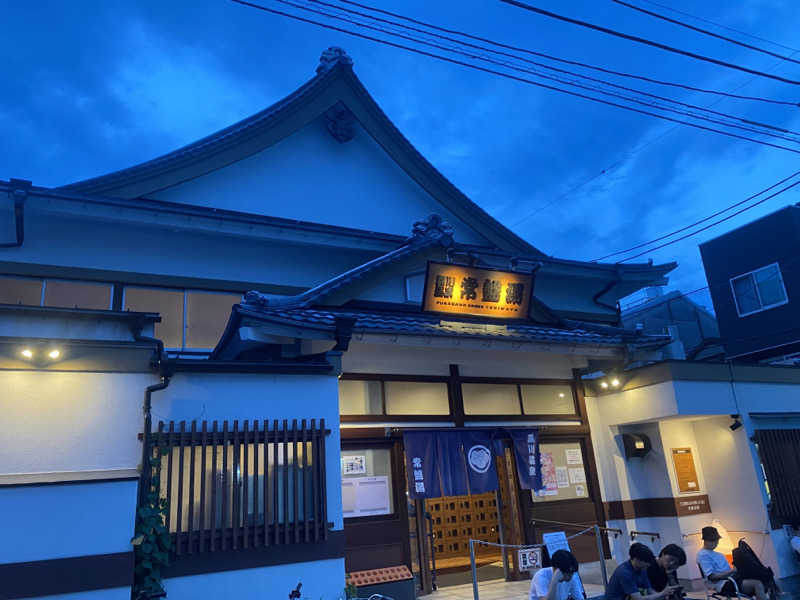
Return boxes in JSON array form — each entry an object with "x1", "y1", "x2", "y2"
[
  {"x1": 421, "y1": 260, "x2": 534, "y2": 321},
  {"x1": 671, "y1": 447, "x2": 700, "y2": 493}
]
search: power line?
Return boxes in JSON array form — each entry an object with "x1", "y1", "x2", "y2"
[
  {"x1": 636, "y1": 0, "x2": 800, "y2": 54},
  {"x1": 234, "y1": 0, "x2": 800, "y2": 155},
  {"x1": 307, "y1": 0, "x2": 800, "y2": 138},
  {"x1": 499, "y1": 0, "x2": 800, "y2": 85},
  {"x1": 612, "y1": 0, "x2": 800, "y2": 66},
  {"x1": 615, "y1": 175, "x2": 800, "y2": 262},
  {"x1": 595, "y1": 170, "x2": 800, "y2": 261},
  {"x1": 333, "y1": 0, "x2": 798, "y2": 107}
]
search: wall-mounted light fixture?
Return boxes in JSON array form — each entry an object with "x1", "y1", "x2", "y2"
[
  {"x1": 17, "y1": 344, "x2": 64, "y2": 364},
  {"x1": 729, "y1": 414, "x2": 743, "y2": 431}
]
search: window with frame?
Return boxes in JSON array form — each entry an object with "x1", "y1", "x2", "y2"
[
  {"x1": 730, "y1": 263, "x2": 788, "y2": 317},
  {"x1": 462, "y1": 382, "x2": 576, "y2": 416},
  {"x1": 338, "y1": 379, "x2": 450, "y2": 416},
  {"x1": 123, "y1": 286, "x2": 242, "y2": 351},
  {"x1": 0, "y1": 276, "x2": 113, "y2": 310},
  {"x1": 341, "y1": 448, "x2": 395, "y2": 518}
]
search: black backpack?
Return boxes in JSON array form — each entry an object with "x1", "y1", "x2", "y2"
[{"x1": 732, "y1": 539, "x2": 778, "y2": 595}]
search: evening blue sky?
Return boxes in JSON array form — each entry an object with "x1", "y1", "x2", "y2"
[{"x1": 2, "y1": 0, "x2": 799, "y2": 308}]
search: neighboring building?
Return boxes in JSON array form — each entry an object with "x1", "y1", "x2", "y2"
[
  {"x1": 700, "y1": 203, "x2": 800, "y2": 363},
  {"x1": 0, "y1": 48, "x2": 677, "y2": 599},
  {"x1": 621, "y1": 288, "x2": 723, "y2": 361},
  {"x1": 585, "y1": 361, "x2": 800, "y2": 592}
]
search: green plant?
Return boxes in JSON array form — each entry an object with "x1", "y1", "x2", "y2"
[
  {"x1": 344, "y1": 582, "x2": 358, "y2": 599},
  {"x1": 131, "y1": 450, "x2": 171, "y2": 598}
]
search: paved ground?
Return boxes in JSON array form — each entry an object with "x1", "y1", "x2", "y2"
[
  {"x1": 428, "y1": 578, "x2": 607, "y2": 600},
  {"x1": 427, "y1": 578, "x2": 713, "y2": 600}
]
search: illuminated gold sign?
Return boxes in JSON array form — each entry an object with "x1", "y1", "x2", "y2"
[{"x1": 422, "y1": 261, "x2": 532, "y2": 319}]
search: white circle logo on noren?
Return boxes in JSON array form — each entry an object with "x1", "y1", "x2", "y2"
[{"x1": 467, "y1": 445, "x2": 492, "y2": 473}]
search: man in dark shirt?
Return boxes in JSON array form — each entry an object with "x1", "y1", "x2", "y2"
[
  {"x1": 607, "y1": 543, "x2": 679, "y2": 600},
  {"x1": 647, "y1": 544, "x2": 687, "y2": 594}
]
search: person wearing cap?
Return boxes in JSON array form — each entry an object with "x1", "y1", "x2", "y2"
[
  {"x1": 697, "y1": 526, "x2": 767, "y2": 600},
  {"x1": 530, "y1": 549, "x2": 584, "y2": 600},
  {"x1": 606, "y1": 543, "x2": 680, "y2": 600}
]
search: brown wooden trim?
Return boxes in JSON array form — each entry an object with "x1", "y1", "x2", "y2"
[
  {"x1": 340, "y1": 415, "x2": 453, "y2": 423},
  {"x1": 0, "y1": 551, "x2": 133, "y2": 599},
  {"x1": 459, "y1": 376, "x2": 575, "y2": 386},
  {"x1": 163, "y1": 530, "x2": 345, "y2": 578},
  {"x1": 462, "y1": 413, "x2": 581, "y2": 422},
  {"x1": 0, "y1": 474, "x2": 139, "y2": 488},
  {"x1": 340, "y1": 372, "x2": 449, "y2": 383},
  {"x1": 341, "y1": 427, "x2": 398, "y2": 440},
  {"x1": 604, "y1": 494, "x2": 712, "y2": 520}
]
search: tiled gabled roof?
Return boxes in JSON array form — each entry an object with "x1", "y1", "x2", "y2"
[{"x1": 235, "y1": 304, "x2": 670, "y2": 348}]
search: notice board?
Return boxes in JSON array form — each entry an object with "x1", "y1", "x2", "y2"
[{"x1": 672, "y1": 448, "x2": 699, "y2": 493}]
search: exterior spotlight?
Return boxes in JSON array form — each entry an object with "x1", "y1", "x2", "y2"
[
  {"x1": 21, "y1": 349, "x2": 33, "y2": 359},
  {"x1": 730, "y1": 415, "x2": 743, "y2": 431},
  {"x1": 48, "y1": 349, "x2": 61, "y2": 359},
  {"x1": 611, "y1": 378, "x2": 620, "y2": 387},
  {"x1": 600, "y1": 381, "x2": 609, "y2": 389},
  {"x1": 558, "y1": 392, "x2": 565, "y2": 398}
]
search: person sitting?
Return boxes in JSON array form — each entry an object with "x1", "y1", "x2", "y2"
[
  {"x1": 530, "y1": 549, "x2": 583, "y2": 600},
  {"x1": 697, "y1": 526, "x2": 766, "y2": 600},
  {"x1": 647, "y1": 544, "x2": 687, "y2": 594},
  {"x1": 607, "y1": 542, "x2": 679, "y2": 600}
]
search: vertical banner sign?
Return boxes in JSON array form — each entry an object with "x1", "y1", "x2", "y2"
[
  {"x1": 437, "y1": 431, "x2": 469, "y2": 497},
  {"x1": 461, "y1": 430, "x2": 499, "y2": 494},
  {"x1": 403, "y1": 431, "x2": 441, "y2": 499},
  {"x1": 422, "y1": 261, "x2": 533, "y2": 320},
  {"x1": 510, "y1": 429, "x2": 542, "y2": 491}
]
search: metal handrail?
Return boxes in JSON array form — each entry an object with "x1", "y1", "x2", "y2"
[
  {"x1": 530, "y1": 517, "x2": 623, "y2": 535},
  {"x1": 682, "y1": 528, "x2": 769, "y2": 538},
  {"x1": 631, "y1": 530, "x2": 661, "y2": 541}
]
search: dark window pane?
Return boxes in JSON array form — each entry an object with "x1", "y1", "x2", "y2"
[
  {"x1": 185, "y1": 291, "x2": 241, "y2": 349},
  {"x1": 124, "y1": 287, "x2": 184, "y2": 349},
  {"x1": 755, "y1": 265, "x2": 786, "y2": 307},
  {"x1": 44, "y1": 280, "x2": 112, "y2": 310},
  {"x1": 732, "y1": 275, "x2": 760, "y2": 315},
  {"x1": 0, "y1": 276, "x2": 42, "y2": 305}
]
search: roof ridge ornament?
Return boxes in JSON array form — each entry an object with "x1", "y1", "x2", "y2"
[
  {"x1": 316, "y1": 47, "x2": 353, "y2": 75},
  {"x1": 409, "y1": 214, "x2": 455, "y2": 245}
]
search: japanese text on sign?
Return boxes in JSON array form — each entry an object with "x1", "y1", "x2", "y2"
[{"x1": 423, "y1": 262, "x2": 533, "y2": 319}]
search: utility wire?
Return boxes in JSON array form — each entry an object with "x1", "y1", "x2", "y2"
[
  {"x1": 637, "y1": 0, "x2": 800, "y2": 54},
  {"x1": 612, "y1": 0, "x2": 800, "y2": 66},
  {"x1": 333, "y1": 0, "x2": 798, "y2": 107},
  {"x1": 236, "y1": 0, "x2": 800, "y2": 154},
  {"x1": 595, "y1": 170, "x2": 800, "y2": 261},
  {"x1": 499, "y1": 0, "x2": 800, "y2": 85},
  {"x1": 615, "y1": 175, "x2": 800, "y2": 262},
  {"x1": 307, "y1": 0, "x2": 800, "y2": 137}
]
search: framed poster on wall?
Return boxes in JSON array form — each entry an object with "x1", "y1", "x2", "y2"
[{"x1": 672, "y1": 448, "x2": 700, "y2": 493}]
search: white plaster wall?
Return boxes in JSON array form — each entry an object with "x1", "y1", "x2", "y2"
[
  {"x1": 0, "y1": 480, "x2": 138, "y2": 564},
  {"x1": 157, "y1": 372, "x2": 343, "y2": 529},
  {"x1": 11, "y1": 211, "x2": 378, "y2": 290},
  {"x1": 673, "y1": 381, "x2": 738, "y2": 416},
  {"x1": 163, "y1": 558, "x2": 345, "y2": 600},
  {"x1": 153, "y1": 116, "x2": 489, "y2": 246},
  {"x1": 343, "y1": 342, "x2": 585, "y2": 378},
  {"x1": 735, "y1": 382, "x2": 800, "y2": 413},
  {"x1": 1, "y1": 371, "x2": 153, "y2": 475}
]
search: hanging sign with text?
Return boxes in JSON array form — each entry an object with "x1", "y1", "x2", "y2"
[{"x1": 422, "y1": 261, "x2": 533, "y2": 319}]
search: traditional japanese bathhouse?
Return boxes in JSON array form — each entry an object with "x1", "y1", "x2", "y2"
[
  {"x1": 212, "y1": 208, "x2": 675, "y2": 591},
  {"x1": 0, "y1": 48, "x2": 674, "y2": 598}
]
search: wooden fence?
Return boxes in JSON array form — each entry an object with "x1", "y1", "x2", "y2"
[{"x1": 149, "y1": 418, "x2": 330, "y2": 554}]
